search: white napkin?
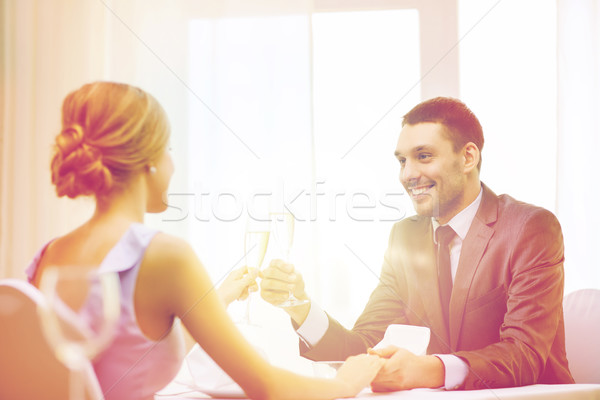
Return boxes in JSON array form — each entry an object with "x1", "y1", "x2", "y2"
[
  {"x1": 372, "y1": 324, "x2": 431, "y2": 355},
  {"x1": 174, "y1": 344, "x2": 244, "y2": 396}
]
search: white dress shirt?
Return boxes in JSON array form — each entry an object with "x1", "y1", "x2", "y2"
[{"x1": 297, "y1": 186, "x2": 483, "y2": 390}]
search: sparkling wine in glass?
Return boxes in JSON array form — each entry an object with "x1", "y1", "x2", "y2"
[
  {"x1": 270, "y1": 212, "x2": 309, "y2": 307},
  {"x1": 38, "y1": 266, "x2": 120, "y2": 400},
  {"x1": 244, "y1": 231, "x2": 270, "y2": 272},
  {"x1": 242, "y1": 226, "x2": 270, "y2": 324}
]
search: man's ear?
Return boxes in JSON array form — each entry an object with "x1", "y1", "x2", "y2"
[{"x1": 463, "y1": 142, "x2": 480, "y2": 173}]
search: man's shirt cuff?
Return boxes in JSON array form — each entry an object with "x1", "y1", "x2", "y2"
[
  {"x1": 434, "y1": 354, "x2": 468, "y2": 390},
  {"x1": 296, "y1": 302, "x2": 329, "y2": 347}
]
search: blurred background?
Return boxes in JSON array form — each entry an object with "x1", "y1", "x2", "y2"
[{"x1": 1, "y1": 0, "x2": 598, "y2": 337}]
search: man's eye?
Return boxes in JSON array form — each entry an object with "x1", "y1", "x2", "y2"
[
  {"x1": 418, "y1": 153, "x2": 431, "y2": 161},
  {"x1": 398, "y1": 158, "x2": 406, "y2": 166}
]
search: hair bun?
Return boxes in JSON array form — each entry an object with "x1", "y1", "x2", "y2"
[
  {"x1": 56, "y1": 124, "x2": 85, "y2": 155},
  {"x1": 51, "y1": 125, "x2": 114, "y2": 198}
]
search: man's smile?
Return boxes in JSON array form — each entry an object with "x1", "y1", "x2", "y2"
[{"x1": 407, "y1": 183, "x2": 435, "y2": 198}]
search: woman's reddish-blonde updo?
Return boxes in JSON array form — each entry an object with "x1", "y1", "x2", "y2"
[{"x1": 51, "y1": 82, "x2": 170, "y2": 199}]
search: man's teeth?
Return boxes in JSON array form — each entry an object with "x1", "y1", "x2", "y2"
[{"x1": 411, "y1": 186, "x2": 431, "y2": 195}]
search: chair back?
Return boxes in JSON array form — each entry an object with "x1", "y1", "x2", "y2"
[
  {"x1": 0, "y1": 279, "x2": 100, "y2": 400},
  {"x1": 563, "y1": 288, "x2": 600, "y2": 383}
]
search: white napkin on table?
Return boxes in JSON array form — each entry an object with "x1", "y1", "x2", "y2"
[
  {"x1": 372, "y1": 324, "x2": 431, "y2": 355},
  {"x1": 177, "y1": 344, "x2": 244, "y2": 396}
]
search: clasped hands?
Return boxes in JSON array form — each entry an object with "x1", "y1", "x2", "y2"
[{"x1": 217, "y1": 260, "x2": 445, "y2": 392}]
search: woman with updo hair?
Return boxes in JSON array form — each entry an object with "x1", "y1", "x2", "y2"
[{"x1": 26, "y1": 82, "x2": 383, "y2": 400}]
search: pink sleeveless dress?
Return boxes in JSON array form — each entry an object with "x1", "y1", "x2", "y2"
[{"x1": 26, "y1": 223, "x2": 185, "y2": 400}]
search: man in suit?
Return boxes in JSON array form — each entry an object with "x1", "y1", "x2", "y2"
[{"x1": 260, "y1": 97, "x2": 574, "y2": 390}]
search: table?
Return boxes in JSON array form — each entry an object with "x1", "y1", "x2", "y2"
[
  {"x1": 156, "y1": 325, "x2": 600, "y2": 400},
  {"x1": 156, "y1": 383, "x2": 600, "y2": 400}
]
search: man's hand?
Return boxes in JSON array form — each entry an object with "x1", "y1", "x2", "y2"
[
  {"x1": 260, "y1": 259, "x2": 311, "y2": 325},
  {"x1": 367, "y1": 346, "x2": 445, "y2": 392},
  {"x1": 217, "y1": 266, "x2": 258, "y2": 307}
]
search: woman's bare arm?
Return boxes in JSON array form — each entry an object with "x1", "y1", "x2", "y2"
[{"x1": 139, "y1": 233, "x2": 382, "y2": 400}]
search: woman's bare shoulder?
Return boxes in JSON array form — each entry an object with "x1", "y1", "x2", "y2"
[{"x1": 144, "y1": 232, "x2": 198, "y2": 266}]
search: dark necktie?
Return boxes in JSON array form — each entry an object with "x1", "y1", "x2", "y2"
[{"x1": 436, "y1": 225, "x2": 456, "y2": 329}]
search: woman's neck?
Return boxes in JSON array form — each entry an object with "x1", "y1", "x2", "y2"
[{"x1": 91, "y1": 177, "x2": 146, "y2": 226}]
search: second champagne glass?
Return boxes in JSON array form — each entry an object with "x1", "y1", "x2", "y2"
[
  {"x1": 243, "y1": 222, "x2": 270, "y2": 324},
  {"x1": 38, "y1": 266, "x2": 120, "y2": 400},
  {"x1": 270, "y1": 212, "x2": 309, "y2": 308}
]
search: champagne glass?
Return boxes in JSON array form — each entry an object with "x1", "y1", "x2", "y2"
[
  {"x1": 269, "y1": 212, "x2": 309, "y2": 307},
  {"x1": 242, "y1": 223, "x2": 270, "y2": 324},
  {"x1": 38, "y1": 266, "x2": 120, "y2": 400}
]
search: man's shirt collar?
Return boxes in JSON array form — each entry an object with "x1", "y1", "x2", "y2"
[{"x1": 432, "y1": 185, "x2": 483, "y2": 242}]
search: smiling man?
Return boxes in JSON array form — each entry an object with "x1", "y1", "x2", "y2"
[{"x1": 260, "y1": 97, "x2": 574, "y2": 391}]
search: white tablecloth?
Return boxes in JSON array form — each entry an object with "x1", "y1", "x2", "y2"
[
  {"x1": 156, "y1": 383, "x2": 600, "y2": 400},
  {"x1": 156, "y1": 324, "x2": 600, "y2": 400}
]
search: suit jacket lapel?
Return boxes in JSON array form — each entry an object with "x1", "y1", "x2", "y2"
[{"x1": 449, "y1": 183, "x2": 498, "y2": 350}]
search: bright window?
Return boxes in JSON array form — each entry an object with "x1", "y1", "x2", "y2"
[
  {"x1": 184, "y1": 9, "x2": 421, "y2": 326},
  {"x1": 459, "y1": 0, "x2": 557, "y2": 212}
]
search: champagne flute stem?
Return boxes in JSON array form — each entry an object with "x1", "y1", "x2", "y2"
[
  {"x1": 69, "y1": 362, "x2": 86, "y2": 400},
  {"x1": 244, "y1": 293, "x2": 252, "y2": 324},
  {"x1": 84, "y1": 361, "x2": 104, "y2": 400}
]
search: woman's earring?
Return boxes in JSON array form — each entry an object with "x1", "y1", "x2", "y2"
[{"x1": 149, "y1": 166, "x2": 157, "y2": 174}]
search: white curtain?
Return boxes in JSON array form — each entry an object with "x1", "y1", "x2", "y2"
[
  {"x1": 557, "y1": 0, "x2": 600, "y2": 293},
  {"x1": 1, "y1": 0, "x2": 107, "y2": 278},
  {"x1": 0, "y1": 0, "x2": 216, "y2": 278}
]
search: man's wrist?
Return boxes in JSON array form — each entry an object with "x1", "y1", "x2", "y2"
[
  {"x1": 433, "y1": 354, "x2": 468, "y2": 390},
  {"x1": 423, "y1": 355, "x2": 445, "y2": 388},
  {"x1": 295, "y1": 302, "x2": 329, "y2": 347},
  {"x1": 286, "y1": 300, "x2": 311, "y2": 326}
]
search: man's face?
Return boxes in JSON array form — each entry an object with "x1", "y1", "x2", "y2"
[{"x1": 395, "y1": 122, "x2": 468, "y2": 224}]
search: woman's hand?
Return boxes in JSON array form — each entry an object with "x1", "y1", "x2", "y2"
[
  {"x1": 334, "y1": 354, "x2": 385, "y2": 396},
  {"x1": 217, "y1": 266, "x2": 259, "y2": 307}
]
